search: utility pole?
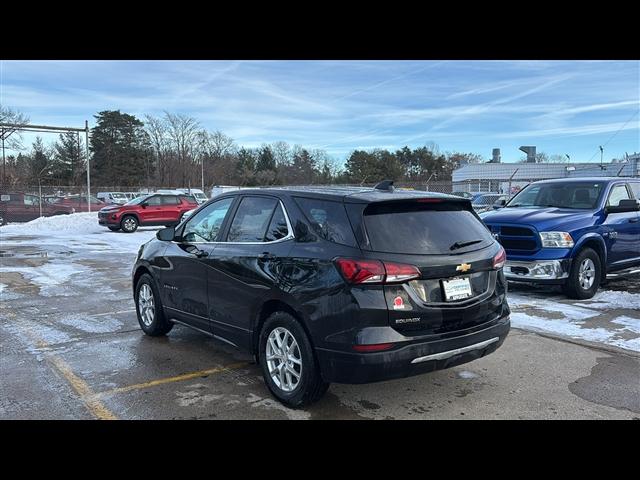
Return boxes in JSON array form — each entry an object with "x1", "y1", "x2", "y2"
[{"x1": 85, "y1": 120, "x2": 91, "y2": 212}]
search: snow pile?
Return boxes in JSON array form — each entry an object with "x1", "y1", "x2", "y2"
[
  {"x1": 0, "y1": 212, "x2": 103, "y2": 235},
  {"x1": 0, "y1": 212, "x2": 159, "y2": 254}
]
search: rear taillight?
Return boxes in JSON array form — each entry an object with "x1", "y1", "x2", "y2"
[
  {"x1": 493, "y1": 247, "x2": 506, "y2": 269},
  {"x1": 335, "y1": 258, "x2": 421, "y2": 284},
  {"x1": 334, "y1": 258, "x2": 385, "y2": 284},
  {"x1": 383, "y1": 262, "x2": 421, "y2": 283}
]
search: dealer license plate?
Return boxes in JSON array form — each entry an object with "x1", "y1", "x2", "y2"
[{"x1": 442, "y1": 277, "x2": 473, "y2": 301}]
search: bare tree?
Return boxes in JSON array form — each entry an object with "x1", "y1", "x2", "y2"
[
  {"x1": 164, "y1": 112, "x2": 200, "y2": 186},
  {"x1": 1, "y1": 105, "x2": 30, "y2": 183},
  {"x1": 145, "y1": 114, "x2": 171, "y2": 185},
  {"x1": 272, "y1": 141, "x2": 292, "y2": 167}
]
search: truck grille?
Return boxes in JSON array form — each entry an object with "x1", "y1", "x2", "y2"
[{"x1": 488, "y1": 224, "x2": 539, "y2": 252}]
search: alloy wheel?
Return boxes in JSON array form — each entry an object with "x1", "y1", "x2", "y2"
[
  {"x1": 578, "y1": 258, "x2": 596, "y2": 290},
  {"x1": 266, "y1": 327, "x2": 302, "y2": 392},
  {"x1": 138, "y1": 284, "x2": 155, "y2": 326},
  {"x1": 123, "y1": 217, "x2": 136, "y2": 232}
]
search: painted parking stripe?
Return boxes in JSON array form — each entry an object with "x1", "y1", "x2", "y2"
[{"x1": 94, "y1": 362, "x2": 250, "y2": 397}]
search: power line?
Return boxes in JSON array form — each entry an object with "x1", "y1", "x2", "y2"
[{"x1": 585, "y1": 108, "x2": 640, "y2": 162}]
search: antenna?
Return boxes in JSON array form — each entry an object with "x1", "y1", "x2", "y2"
[{"x1": 374, "y1": 180, "x2": 394, "y2": 191}]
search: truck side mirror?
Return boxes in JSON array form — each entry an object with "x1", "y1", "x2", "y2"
[
  {"x1": 605, "y1": 199, "x2": 640, "y2": 214},
  {"x1": 493, "y1": 199, "x2": 507, "y2": 209}
]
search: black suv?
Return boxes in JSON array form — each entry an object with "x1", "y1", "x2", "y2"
[{"x1": 132, "y1": 183, "x2": 510, "y2": 407}]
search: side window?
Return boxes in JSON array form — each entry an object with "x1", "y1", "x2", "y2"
[
  {"x1": 630, "y1": 183, "x2": 640, "y2": 199},
  {"x1": 294, "y1": 197, "x2": 357, "y2": 247},
  {"x1": 264, "y1": 203, "x2": 290, "y2": 242},
  {"x1": 24, "y1": 195, "x2": 37, "y2": 206},
  {"x1": 161, "y1": 195, "x2": 179, "y2": 205},
  {"x1": 182, "y1": 197, "x2": 234, "y2": 242},
  {"x1": 607, "y1": 184, "x2": 631, "y2": 207},
  {"x1": 226, "y1": 196, "x2": 278, "y2": 242},
  {"x1": 145, "y1": 195, "x2": 162, "y2": 206}
]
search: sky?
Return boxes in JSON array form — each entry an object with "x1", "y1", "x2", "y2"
[{"x1": 1, "y1": 60, "x2": 638, "y2": 165}]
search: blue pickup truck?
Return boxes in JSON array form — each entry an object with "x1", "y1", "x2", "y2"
[{"x1": 481, "y1": 177, "x2": 640, "y2": 299}]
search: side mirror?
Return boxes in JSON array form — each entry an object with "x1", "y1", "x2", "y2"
[
  {"x1": 156, "y1": 226, "x2": 175, "y2": 241},
  {"x1": 140, "y1": 201, "x2": 148, "y2": 208},
  {"x1": 605, "y1": 199, "x2": 640, "y2": 214},
  {"x1": 493, "y1": 199, "x2": 507, "y2": 209}
]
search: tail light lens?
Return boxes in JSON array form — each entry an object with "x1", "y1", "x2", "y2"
[
  {"x1": 493, "y1": 247, "x2": 506, "y2": 269},
  {"x1": 335, "y1": 258, "x2": 385, "y2": 284},
  {"x1": 384, "y1": 262, "x2": 421, "y2": 283},
  {"x1": 335, "y1": 258, "x2": 421, "y2": 284}
]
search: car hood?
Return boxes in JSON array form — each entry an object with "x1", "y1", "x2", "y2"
[
  {"x1": 482, "y1": 207, "x2": 598, "y2": 231},
  {"x1": 99, "y1": 206, "x2": 123, "y2": 213}
]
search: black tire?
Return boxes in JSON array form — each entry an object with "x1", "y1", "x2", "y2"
[
  {"x1": 562, "y1": 247, "x2": 601, "y2": 299},
  {"x1": 258, "y1": 312, "x2": 329, "y2": 408},
  {"x1": 120, "y1": 215, "x2": 139, "y2": 233},
  {"x1": 0, "y1": 213, "x2": 6, "y2": 226},
  {"x1": 134, "y1": 273, "x2": 173, "y2": 336},
  {"x1": 107, "y1": 226, "x2": 120, "y2": 232}
]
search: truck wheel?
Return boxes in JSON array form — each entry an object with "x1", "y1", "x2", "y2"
[
  {"x1": 563, "y1": 247, "x2": 601, "y2": 299},
  {"x1": 121, "y1": 215, "x2": 138, "y2": 233},
  {"x1": 258, "y1": 312, "x2": 329, "y2": 408}
]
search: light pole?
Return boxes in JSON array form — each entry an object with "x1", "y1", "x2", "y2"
[
  {"x1": 37, "y1": 164, "x2": 50, "y2": 217},
  {"x1": 599, "y1": 145, "x2": 604, "y2": 170},
  {"x1": 85, "y1": 120, "x2": 91, "y2": 212}
]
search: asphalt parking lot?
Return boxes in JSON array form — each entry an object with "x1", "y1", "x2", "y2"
[{"x1": 1, "y1": 221, "x2": 639, "y2": 420}]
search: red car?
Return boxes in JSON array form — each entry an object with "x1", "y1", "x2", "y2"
[
  {"x1": 0, "y1": 191, "x2": 75, "y2": 224},
  {"x1": 98, "y1": 193, "x2": 198, "y2": 232},
  {"x1": 48, "y1": 195, "x2": 106, "y2": 211}
]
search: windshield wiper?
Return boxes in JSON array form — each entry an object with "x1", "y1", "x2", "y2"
[{"x1": 450, "y1": 239, "x2": 483, "y2": 251}]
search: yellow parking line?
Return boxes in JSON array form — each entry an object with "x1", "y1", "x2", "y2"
[
  {"x1": 26, "y1": 334, "x2": 118, "y2": 420},
  {"x1": 94, "y1": 362, "x2": 250, "y2": 397},
  {"x1": 47, "y1": 354, "x2": 118, "y2": 420}
]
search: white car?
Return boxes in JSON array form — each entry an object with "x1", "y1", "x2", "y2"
[{"x1": 176, "y1": 188, "x2": 208, "y2": 204}]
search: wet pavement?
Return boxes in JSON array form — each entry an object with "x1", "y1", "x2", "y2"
[{"x1": 1, "y1": 231, "x2": 639, "y2": 420}]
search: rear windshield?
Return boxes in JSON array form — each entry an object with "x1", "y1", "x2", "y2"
[{"x1": 363, "y1": 201, "x2": 494, "y2": 255}]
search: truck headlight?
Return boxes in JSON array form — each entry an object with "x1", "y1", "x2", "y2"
[{"x1": 540, "y1": 231, "x2": 574, "y2": 248}]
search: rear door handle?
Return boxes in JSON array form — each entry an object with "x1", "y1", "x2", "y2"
[
  {"x1": 258, "y1": 252, "x2": 276, "y2": 260},
  {"x1": 630, "y1": 217, "x2": 639, "y2": 223}
]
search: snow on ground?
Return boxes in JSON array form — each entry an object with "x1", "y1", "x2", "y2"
[
  {"x1": 508, "y1": 289, "x2": 640, "y2": 352},
  {"x1": 0, "y1": 212, "x2": 159, "y2": 254}
]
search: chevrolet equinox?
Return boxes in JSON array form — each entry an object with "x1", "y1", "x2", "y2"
[{"x1": 132, "y1": 182, "x2": 510, "y2": 407}]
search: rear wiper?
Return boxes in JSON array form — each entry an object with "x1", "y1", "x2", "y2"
[{"x1": 450, "y1": 239, "x2": 483, "y2": 251}]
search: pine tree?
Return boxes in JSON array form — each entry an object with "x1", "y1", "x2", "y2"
[
  {"x1": 52, "y1": 132, "x2": 84, "y2": 184},
  {"x1": 90, "y1": 110, "x2": 151, "y2": 187}
]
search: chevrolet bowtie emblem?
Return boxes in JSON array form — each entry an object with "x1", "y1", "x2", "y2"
[{"x1": 456, "y1": 263, "x2": 471, "y2": 273}]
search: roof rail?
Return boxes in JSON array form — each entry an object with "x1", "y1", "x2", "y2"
[{"x1": 374, "y1": 180, "x2": 394, "y2": 191}]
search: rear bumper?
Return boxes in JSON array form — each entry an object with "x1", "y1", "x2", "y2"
[
  {"x1": 503, "y1": 259, "x2": 571, "y2": 285},
  {"x1": 315, "y1": 315, "x2": 510, "y2": 384}
]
